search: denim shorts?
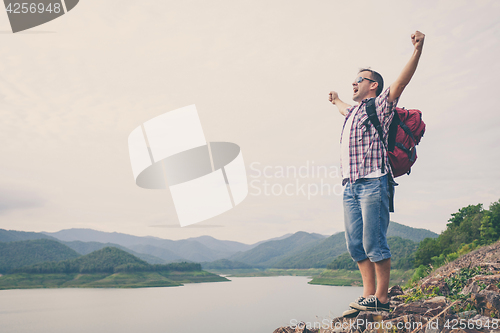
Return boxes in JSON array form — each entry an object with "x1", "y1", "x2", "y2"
[{"x1": 343, "y1": 174, "x2": 391, "y2": 263}]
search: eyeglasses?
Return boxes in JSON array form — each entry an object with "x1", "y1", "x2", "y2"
[{"x1": 355, "y1": 76, "x2": 376, "y2": 84}]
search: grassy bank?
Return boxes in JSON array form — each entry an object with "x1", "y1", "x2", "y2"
[
  {"x1": 0, "y1": 270, "x2": 228, "y2": 290},
  {"x1": 308, "y1": 269, "x2": 415, "y2": 287}
]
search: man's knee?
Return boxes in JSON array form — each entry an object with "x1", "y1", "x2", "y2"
[
  {"x1": 362, "y1": 238, "x2": 391, "y2": 263},
  {"x1": 346, "y1": 241, "x2": 369, "y2": 262}
]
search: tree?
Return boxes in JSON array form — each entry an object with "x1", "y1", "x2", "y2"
[{"x1": 447, "y1": 204, "x2": 483, "y2": 227}]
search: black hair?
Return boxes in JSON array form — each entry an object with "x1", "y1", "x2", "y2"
[{"x1": 358, "y1": 68, "x2": 384, "y2": 96}]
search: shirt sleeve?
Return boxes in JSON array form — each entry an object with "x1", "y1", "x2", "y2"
[
  {"x1": 375, "y1": 87, "x2": 399, "y2": 130},
  {"x1": 345, "y1": 105, "x2": 356, "y2": 118}
]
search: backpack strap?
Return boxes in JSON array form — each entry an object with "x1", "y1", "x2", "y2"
[
  {"x1": 365, "y1": 98, "x2": 387, "y2": 173},
  {"x1": 399, "y1": 121, "x2": 417, "y2": 145},
  {"x1": 365, "y1": 98, "x2": 397, "y2": 213}
]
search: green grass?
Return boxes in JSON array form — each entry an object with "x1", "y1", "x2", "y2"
[
  {"x1": 0, "y1": 270, "x2": 229, "y2": 290},
  {"x1": 308, "y1": 269, "x2": 415, "y2": 286},
  {"x1": 0, "y1": 273, "x2": 77, "y2": 289},
  {"x1": 84, "y1": 272, "x2": 181, "y2": 288}
]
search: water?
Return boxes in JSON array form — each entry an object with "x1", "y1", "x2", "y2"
[{"x1": 0, "y1": 276, "x2": 362, "y2": 333}]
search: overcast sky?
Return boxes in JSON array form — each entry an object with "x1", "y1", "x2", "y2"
[{"x1": 0, "y1": 0, "x2": 499, "y2": 244}]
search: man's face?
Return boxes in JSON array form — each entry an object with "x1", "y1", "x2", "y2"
[{"x1": 352, "y1": 72, "x2": 377, "y2": 102}]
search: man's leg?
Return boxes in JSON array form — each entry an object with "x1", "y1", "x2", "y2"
[
  {"x1": 343, "y1": 180, "x2": 371, "y2": 310},
  {"x1": 357, "y1": 257, "x2": 391, "y2": 303},
  {"x1": 360, "y1": 176, "x2": 391, "y2": 304},
  {"x1": 357, "y1": 258, "x2": 376, "y2": 298},
  {"x1": 351, "y1": 257, "x2": 391, "y2": 312},
  {"x1": 374, "y1": 258, "x2": 391, "y2": 304},
  {"x1": 343, "y1": 181, "x2": 369, "y2": 264}
]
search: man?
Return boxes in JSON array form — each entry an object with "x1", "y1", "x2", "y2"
[{"x1": 328, "y1": 31, "x2": 425, "y2": 316}]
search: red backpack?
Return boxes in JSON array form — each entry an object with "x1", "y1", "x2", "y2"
[{"x1": 366, "y1": 98, "x2": 426, "y2": 178}]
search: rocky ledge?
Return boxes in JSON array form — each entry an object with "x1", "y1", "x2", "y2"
[{"x1": 273, "y1": 241, "x2": 500, "y2": 333}]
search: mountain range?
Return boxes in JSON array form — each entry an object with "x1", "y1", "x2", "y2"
[{"x1": 0, "y1": 221, "x2": 438, "y2": 269}]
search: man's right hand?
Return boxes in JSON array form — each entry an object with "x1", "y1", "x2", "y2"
[
  {"x1": 328, "y1": 91, "x2": 351, "y2": 116},
  {"x1": 329, "y1": 91, "x2": 339, "y2": 104}
]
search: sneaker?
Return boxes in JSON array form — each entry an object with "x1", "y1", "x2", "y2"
[
  {"x1": 342, "y1": 308, "x2": 360, "y2": 318},
  {"x1": 348, "y1": 295, "x2": 365, "y2": 309},
  {"x1": 350, "y1": 295, "x2": 390, "y2": 312}
]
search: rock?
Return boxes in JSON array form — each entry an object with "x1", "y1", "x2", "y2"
[
  {"x1": 486, "y1": 284, "x2": 500, "y2": 293},
  {"x1": 272, "y1": 322, "x2": 319, "y2": 333},
  {"x1": 472, "y1": 290, "x2": 500, "y2": 317},
  {"x1": 425, "y1": 326, "x2": 440, "y2": 333},
  {"x1": 273, "y1": 241, "x2": 500, "y2": 333},
  {"x1": 470, "y1": 274, "x2": 500, "y2": 284},
  {"x1": 392, "y1": 301, "x2": 428, "y2": 317},
  {"x1": 390, "y1": 299, "x2": 403, "y2": 308},
  {"x1": 391, "y1": 296, "x2": 448, "y2": 318},
  {"x1": 427, "y1": 242, "x2": 500, "y2": 282},
  {"x1": 426, "y1": 296, "x2": 448, "y2": 304},
  {"x1": 388, "y1": 285, "x2": 404, "y2": 298},
  {"x1": 469, "y1": 314, "x2": 500, "y2": 331},
  {"x1": 439, "y1": 314, "x2": 482, "y2": 332},
  {"x1": 461, "y1": 281, "x2": 482, "y2": 295},
  {"x1": 384, "y1": 314, "x2": 428, "y2": 333},
  {"x1": 424, "y1": 296, "x2": 448, "y2": 317},
  {"x1": 326, "y1": 317, "x2": 362, "y2": 333},
  {"x1": 325, "y1": 312, "x2": 394, "y2": 333},
  {"x1": 273, "y1": 327, "x2": 294, "y2": 333},
  {"x1": 478, "y1": 263, "x2": 500, "y2": 273},
  {"x1": 460, "y1": 274, "x2": 500, "y2": 297},
  {"x1": 356, "y1": 311, "x2": 390, "y2": 332},
  {"x1": 456, "y1": 310, "x2": 478, "y2": 319},
  {"x1": 421, "y1": 277, "x2": 450, "y2": 296},
  {"x1": 441, "y1": 329, "x2": 484, "y2": 333}
]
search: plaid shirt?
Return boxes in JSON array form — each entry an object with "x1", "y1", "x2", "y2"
[{"x1": 340, "y1": 87, "x2": 399, "y2": 184}]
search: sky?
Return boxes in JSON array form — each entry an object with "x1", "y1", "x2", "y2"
[{"x1": 0, "y1": 0, "x2": 499, "y2": 244}]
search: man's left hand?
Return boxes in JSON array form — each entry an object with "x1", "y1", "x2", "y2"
[{"x1": 411, "y1": 31, "x2": 425, "y2": 52}]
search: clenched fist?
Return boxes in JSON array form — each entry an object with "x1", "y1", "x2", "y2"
[
  {"x1": 329, "y1": 91, "x2": 339, "y2": 104},
  {"x1": 411, "y1": 31, "x2": 425, "y2": 52}
]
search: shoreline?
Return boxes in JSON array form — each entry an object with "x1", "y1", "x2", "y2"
[
  {"x1": 207, "y1": 268, "x2": 415, "y2": 287},
  {"x1": 0, "y1": 270, "x2": 229, "y2": 290}
]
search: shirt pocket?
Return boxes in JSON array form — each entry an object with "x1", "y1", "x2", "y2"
[{"x1": 356, "y1": 114, "x2": 370, "y2": 140}]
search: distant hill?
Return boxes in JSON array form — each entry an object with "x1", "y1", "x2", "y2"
[
  {"x1": 14, "y1": 247, "x2": 201, "y2": 274},
  {"x1": 228, "y1": 221, "x2": 437, "y2": 269},
  {"x1": 62, "y1": 241, "x2": 166, "y2": 264},
  {"x1": 184, "y1": 235, "x2": 257, "y2": 253},
  {"x1": 14, "y1": 247, "x2": 148, "y2": 274},
  {"x1": 124, "y1": 244, "x2": 185, "y2": 263},
  {"x1": 2, "y1": 228, "x2": 305, "y2": 264},
  {"x1": 1, "y1": 221, "x2": 436, "y2": 271},
  {"x1": 201, "y1": 259, "x2": 253, "y2": 270},
  {"x1": 0, "y1": 229, "x2": 167, "y2": 265},
  {"x1": 0, "y1": 247, "x2": 228, "y2": 289},
  {"x1": 0, "y1": 239, "x2": 80, "y2": 273},
  {"x1": 0, "y1": 229, "x2": 57, "y2": 243},
  {"x1": 44, "y1": 228, "x2": 165, "y2": 245},
  {"x1": 228, "y1": 232, "x2": 326, "y2": 268},
  {"x1": 44, "y1": 229, "x2": 253, "y2": 263},
  {"x1": 271, "y1": 232, "x2": 348, "y2": 269},
  {"x1": 243, "y1": 233, "x2": 295, "y2": 248},
  {"x1": 386, "y1": 221, "x2": 438, "y2": 243}
]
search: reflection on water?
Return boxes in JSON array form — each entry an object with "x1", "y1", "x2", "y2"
[{"x1": 0, "y1": 276, "x2": 362, "y2": 333}]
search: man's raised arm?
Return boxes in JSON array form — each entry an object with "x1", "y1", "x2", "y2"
[
  {"x1": 329, "y1": 91, "x2": 351, "y2": 116},
  {"x1": 389, "y1": 31, "x2": 425, "y2": 103}
]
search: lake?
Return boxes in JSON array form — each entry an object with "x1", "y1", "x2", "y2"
[{"x1": 0, "y1": 276, "x2": 362, "y2": 333}]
